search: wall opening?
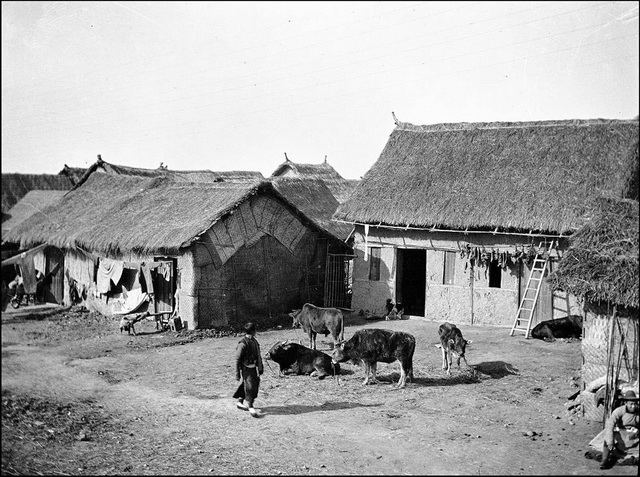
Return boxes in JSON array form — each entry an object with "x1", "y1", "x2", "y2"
[{"x1": 396, "y1": 248, "x2": 426, "y2": 317}]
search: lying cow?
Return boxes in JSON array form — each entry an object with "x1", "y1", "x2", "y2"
[
  {"x1": 531, "y1": 315, "x2": 583, "y2": 342},
  {"x1": 331, "y1": 328, "x2": 415, "y2": 388},
  {"x1": 435, "y1": 322, "x2": 472, "y2": 375},
  {"x1": 265, "y1": 340, "x2": 339, "y2": 379},
  {"x1": 290, "y1": 303, "x2": 345, "y2": 350}
]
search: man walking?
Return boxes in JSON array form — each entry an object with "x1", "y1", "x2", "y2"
[{"x1": 233, "y1": 322, "x2": 264, "y2": 417}]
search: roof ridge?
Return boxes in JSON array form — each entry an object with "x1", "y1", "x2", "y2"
[{"x1": 395, "y1": 118, "x2": 638, "y2": 133}]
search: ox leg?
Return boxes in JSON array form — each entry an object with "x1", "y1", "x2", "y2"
[
  {"x1": 441, "y1": 347, "x2": 447, "y2": 370},
  {"x1": 445, "y1": 351, "x2": 452, "y2": 375},
  {"x1": 369, "y1": 362, "x2": 378, "y2": 384},
  {"x1": 313, "y1": 362, "x2": 327, "y2": 380},
  {"x1": 397, "y1": 365, "x2": 406, "y2": 388},
  {"x1": 362, "y1": 362, "x2": 371, "y2": 385}
]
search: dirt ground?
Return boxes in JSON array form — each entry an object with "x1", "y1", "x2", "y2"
[{"x1": 1, "y1": 306, "x2": 637, "y2": 476}]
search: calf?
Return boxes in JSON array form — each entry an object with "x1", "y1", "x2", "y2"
[
  {"x1": 436, "y1": 322, "x2": 472, "y2": 375},
  {"x1": 290, "y1": 303, "x2": 345, "y2": 350},
  {"x1": 331, "y1": 328, "x2": 415, "y2": 388},
  {"x1": 531, "y1": 315, "x2": 583, "y2": 342},
  {"x1": 265, "y1": 340, "x2": 339, "y2": 379}
]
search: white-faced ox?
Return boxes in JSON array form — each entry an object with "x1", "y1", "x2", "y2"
[
  {"x1": 435, "y1": 322, "x2": 472, "y2": 375},
  {"x1": 331, "y1": 328, "x2": 415, "y2": 388},
  {"x1": 290, "y1": 303, "x2": 345, "y2": 350},
  {"x1": 265, "y1": 340, "x2": 339, "y2": 379}
]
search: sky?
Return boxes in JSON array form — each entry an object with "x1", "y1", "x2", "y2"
[{"x1": 1, "y1": 1, "x2": 638, "y2": 180}]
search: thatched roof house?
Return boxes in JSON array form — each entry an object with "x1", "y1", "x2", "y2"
[
  {"x1": 2, "y1": 190, "x2": 67, "y2": 238},
  {"x1": 1, "y1": 173, "x2": 74, "y2": 216},
  {"x1": 72, "y1": 155, "x2": 264, "y2": 190},
  {"x1": 335, "y1": 118, "x2": 638, "y2": 234},
  {"x1": 4, "y1": 164, "x2": 352, "y2": 329},
  {"x1": 333, "y1": 117, "x2": 638, "y2": 327},
  {"x1": 271, "y1": 178, "x2": 353, "y2": 241},
  {"x1": 548, "y1": 197, "x2": 639, "y2": 422},
  {"x1": 5, "y1": 173, "x2": 347, "y2": 254},
  {"x1": 270, "y1": 156, "x2": 359, "y2": 203}
]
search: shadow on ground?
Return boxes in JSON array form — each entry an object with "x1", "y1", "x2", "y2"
[
  {"x1": 260, "y1": 401, "x2": 382, "y2": 415},
  {"x1": 472, "y1": 361, "x2": 520, "y2": 378}
]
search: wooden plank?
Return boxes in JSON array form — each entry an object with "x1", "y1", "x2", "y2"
[
  {"x1": 288, "y1": 220, "x2": 308, "y2": 253},
  {"x1": 210, "y1": 221, "x2": 235, "y2": 265},
  {"x1": 225, "y1": 212, "x2": 245, "y2": 250},
  {"x1": 273, "y1": 210, "x2": 299, "y2": 252},
  {"x1": 239, "y1": 200, "x2": 259, "y2": 241},
  {"x1": 250, "y1": 195, "x2": 269, "y2": 230}
]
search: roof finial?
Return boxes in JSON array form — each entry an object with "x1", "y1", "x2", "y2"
[
  {"x1": 392, "y1": 112, "x2": 400, "y2": 125},
  {"x1": 284, "y1": 152, "x2": 290, "y2": 162},
  {"x1": 324, "y1": 155, "x2": 327, "y2": 163}
]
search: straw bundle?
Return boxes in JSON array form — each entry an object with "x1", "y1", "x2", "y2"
[{"x1": 547, "y1": 197, "x2": 639, "y2": 307}]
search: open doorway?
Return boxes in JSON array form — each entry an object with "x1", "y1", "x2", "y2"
[{"x1": 396, "y1": 248, "x2": 426, "y2": 317}]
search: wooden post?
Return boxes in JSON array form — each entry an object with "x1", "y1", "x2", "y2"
[{"x1": 470, "y1": 259, "x2": 475, "y2": 326}]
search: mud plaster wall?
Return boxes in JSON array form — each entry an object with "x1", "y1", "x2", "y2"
[{"x1": 350, "y1": 225, "x2": 573, "y2": 328}]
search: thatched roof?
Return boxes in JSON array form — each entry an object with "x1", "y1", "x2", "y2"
[
  {"x1": 548, "y1": 197, "x2": 639, "y2": 308},
  {"x1": 334, "y1": 118, "x2": 639, "y2": 234},
  {"x1": 270, "y1": 158, "x2": 359, "y2": 204},
  {"x1": 72, "y1": 156, "x2": 264, "y2": 190},
  {"x1": 271, "y1": 178, "x2": 353, "y2": 240},
  {"x1": 4, "y1": 172, "x2": 346, "y2": 255},
  {"x1": 1, "y1": 173, "x2": 74, "y2": 215},
  {"x1": 58, "y1": 165, "x2": 88, "y2": 185},
  {"x1": 2, "y1": 190, "x2": 67, "y2": 237},
  {"x1": 271, "y1": 158, "x2": 344, "y2": 181}
]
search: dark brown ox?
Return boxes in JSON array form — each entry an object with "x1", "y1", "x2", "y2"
[
  {"x1": 436, "y1": 322, "x2": 472, "y2": 375},
  {"x1": 331, "y1": 328, "x2": 415, "y2": 388},
  {"x1": 290, "y1": 303, "x2": 345, "y2": 350},
  {"x1": 531, "y1": 315, "x2": 583, "y2": 342}
]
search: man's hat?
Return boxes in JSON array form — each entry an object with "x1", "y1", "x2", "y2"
[
  {"x1": 619, "y1": 390, "x2": 638, "y2": 401},
  {"x1": 244, "y1": 322, "x2": 256, "y2": 334}
]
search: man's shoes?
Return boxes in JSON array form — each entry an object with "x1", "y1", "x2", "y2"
[
  {"x1": 236, "y1": 402, "x2": 249, "y2": 411},
  {"x1": 249, "y1": 408, "x2": 260, "y2": 418},
  {"x1": 584, "y1": 450, "x2": 602, "y2": 461},
  {"x1": 599, "y1": 459, "x2": 613, "y2": 470}
]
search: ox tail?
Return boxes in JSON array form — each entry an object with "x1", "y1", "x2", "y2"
[{"x1": 340, "y1": 312, "x2": 345, "y2": 342}]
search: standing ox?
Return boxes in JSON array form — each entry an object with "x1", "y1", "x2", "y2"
[
  {"x1": 436, "y1": 322, "x2": 472, "y2": 375},
  {"x1": 290, "y1": 303, "x2": 345, "y2": 350},
  {"x1": 331, "y1": 328, "x2": 415, "y2": 388}
]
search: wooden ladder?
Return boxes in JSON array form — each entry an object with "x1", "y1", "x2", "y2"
[{"x1": 510, "y1": 240, "x2": 553, "y2": 338}]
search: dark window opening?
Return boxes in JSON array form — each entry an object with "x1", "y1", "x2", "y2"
[
  {"x1": 489, "y1": 260, "x2": 501, "y2": 288},
  {"x1": 368, "y1": 247, "x2": 381, "y2": 281}
]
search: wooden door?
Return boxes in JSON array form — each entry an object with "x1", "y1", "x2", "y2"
[
  {"x1": 45, "y1": 247, "x2": 64, "y2": 304},
  {"x1": 153, "y1": 258, "x2": 176, "y2": 315}
]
